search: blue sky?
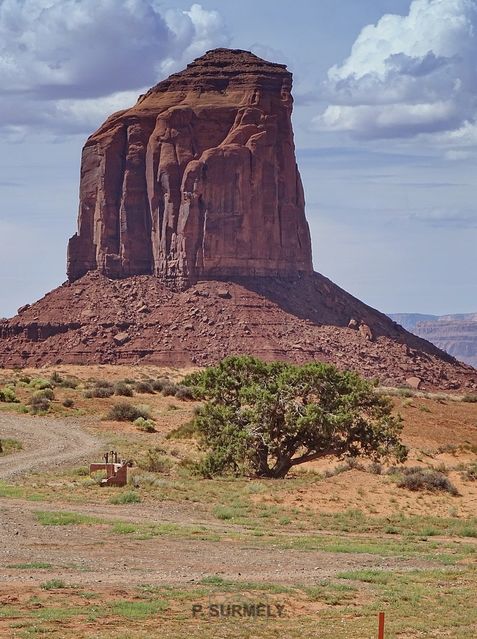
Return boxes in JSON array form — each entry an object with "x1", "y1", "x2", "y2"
[{"x1": 0, "y1": 0, "x2": 476, "y2": 318}]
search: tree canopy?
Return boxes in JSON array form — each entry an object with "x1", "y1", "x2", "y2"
[{"x1": 184, "y1": 356, "x2": 407, "y2": 478}]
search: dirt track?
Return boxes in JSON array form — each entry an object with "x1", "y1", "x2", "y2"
[{"x1": 0, "y1": 413, "x2": 101, "y2": 480}]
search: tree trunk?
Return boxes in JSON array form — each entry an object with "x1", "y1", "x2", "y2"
[{"x1": 255, "y1": 441, "x2": 270, "y2": 477}]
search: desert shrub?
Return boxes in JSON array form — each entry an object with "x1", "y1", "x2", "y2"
[
  {"x1": 162, "y1": 383, "x2": 178, "y2": 397},
  {"x1": 109, "y1": 490, "x2": 141, "y2": 505},
  {"x1": 0, "y1": 438, "x2": 22, "y2": 455},
  {"x1": 59, "y1": 377, "x2": 78, "y2": 389},
  {"x1": 134, "y1": 417, "x2": 156, "y2": 432},
  {"x1": 0, "y1": 386, "x2": 18, "y2": 403},
  {"x1": 135, "y1": 381, "x2": 155, "y2": 394},
  {"x1": 397, "y1": 467, "x2": 458, "y2": 495},
  {"x1": 62, "y1": 398, "x2": 74, "y2": 408},
  {"x1": 138, "y1": 447, "x2": 172, "y2": 473},
  {"x1": 50, "y1": 371, "x2": 64, "y2": 385},
  {"x1": 29, "y1": 378, "x2": 53, "y2": 390},
  {"x1": 84, "y1": 382, "x2": 114, "y2": 399},
  {"x1": 462, "y1": 463, "x2": 477, "y2": 482},
  {"x1": 94, "y1": 379, "x2": 114, "y2": 389},
  {"x1": 167, "y1": 420, "x2": 197, "y2": 440},
  {"x1": 106, "y1": 402, "x2": 151, "y2": 422},
  {"x1": 28, "y1": 395, "x2": 51, "y2": 414},
  {"x1": 462, "y1": 394, "x2": 477, "y2": 403},
  {"x1": 151, "y1": 378, "x2": 170, "y2": 392},
  {"x1": 114, "y1": 382, "x2": 134, "y2": 397},
  {"x1": 40, "y1": 579, "x2": 67, "y2": 590},
  {"x1": 33, "y1": 388, "x2": 54, "y2": 401},
  {"x1": 174, "y1": 384, "x2": 195, "y2": 401},
  {"x1": 19, "y1": 375, "x2": 31, "y2": 384},
  {"x1": 369, "y1": 462, "x2": 383, "y2": 475}
]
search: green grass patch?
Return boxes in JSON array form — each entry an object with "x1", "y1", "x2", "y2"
[
  {"x1": 0, "y1": 437, "x2": 22, "y2": 455},
  {"x1": 110, "y1": 599, "x2": 168, "y2": 619},
  {"x1": 0, "y1": 481, "x2": 23, "y2": 498},
  {"x1": 109, "y1": 490, "x2": 141, "y2": 505},
  {"x1": 40, "y1": 578, "x2": 67, "y2": 590},
  {"x1": 35, "y1": 511, "x2": 103, "y2": 526}
]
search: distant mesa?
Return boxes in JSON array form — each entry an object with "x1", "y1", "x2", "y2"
[
  {"x1": 390, "y1": 313, "x2": 477, "y2": 369},
  {"x1": 0, "y1": 49, "x2": 476, "y2": 390}
]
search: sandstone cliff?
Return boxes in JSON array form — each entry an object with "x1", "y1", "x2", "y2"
[{"x1": 67, "y1": 48, "x2": 312, "y2": 287}]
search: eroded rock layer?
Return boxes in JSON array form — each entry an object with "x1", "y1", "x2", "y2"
[{"x1": 67, "y1": 49, "x2": 312, "y2": 286}]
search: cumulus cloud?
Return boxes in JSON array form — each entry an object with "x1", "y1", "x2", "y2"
[
  {"x1": 0, "y1": 0, "x2": 229, "y2": 136},
  {"x1": 314, "y1": 0, "x2": 477, "y2": 141}
]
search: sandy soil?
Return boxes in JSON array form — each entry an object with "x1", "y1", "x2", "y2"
[{"x1": 0, "y1": 414, "x2": 101, "y2": 480}]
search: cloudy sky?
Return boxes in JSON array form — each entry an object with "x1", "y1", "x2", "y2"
[{"x1": 0, "y1": 0, "x2": 476, "y2": 318}]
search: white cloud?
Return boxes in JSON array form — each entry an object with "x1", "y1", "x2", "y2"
[
  {"x1": 0, "y1": 1, "x2": 229, "y2": 136},
  {"x1": 315, "y1": 0, "x2": 477, "y2": 141}
]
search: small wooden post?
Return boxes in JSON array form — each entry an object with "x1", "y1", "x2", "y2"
[{"x1": 378, "y1": 612, "x2": 385, "y2": 639}]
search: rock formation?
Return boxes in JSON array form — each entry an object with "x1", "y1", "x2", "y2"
[
  {"x1": 1, "y1": 48, "x2": 476, "y2": 390},
  {"x1": 67, "y1": 48, "x2": 312, "y2": 287}
]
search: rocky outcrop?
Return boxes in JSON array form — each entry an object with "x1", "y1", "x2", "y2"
[{"x1": 67, "y1": 48, "x2": 313, "y2": 287}]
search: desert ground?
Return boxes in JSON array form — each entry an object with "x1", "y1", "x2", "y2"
[{"x1": 0, "y1": 364, "x2": 476, "y2": 638}]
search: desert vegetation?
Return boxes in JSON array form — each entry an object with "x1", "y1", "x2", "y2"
[
  {"x1": 184, "y1": 356, "x2": 407, "y2": 478},
  {"x1": 0, "y1": 362, "x2": 477, "y2": 639}
]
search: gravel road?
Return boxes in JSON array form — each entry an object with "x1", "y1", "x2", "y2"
[{"x1": 0, "y1": 413, "x2": 101, "y2": 480}]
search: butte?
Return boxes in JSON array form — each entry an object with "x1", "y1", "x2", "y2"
[{"x1": 0, "y1": 49, "x2": 475, "y2": 392}]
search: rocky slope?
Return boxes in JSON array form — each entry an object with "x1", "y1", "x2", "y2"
[
  {"x1": 67, "y1": 48, "x2": 312, "y2": 287},
  {"x1": 390, "y1": 313, "x2": 477, "y2": 368},
  {"x1": 1, "y1": 272, "x2": 476, "y2": 391}
]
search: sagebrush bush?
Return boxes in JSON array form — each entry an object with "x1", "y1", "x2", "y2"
[
  {"x1": 62, "y1": 398, "x2": 74, "y2": 408},
  {"x1": 462, "y1": 394, "x2": 477, "y2": 403},
  {"x1": 135, "y1": 381, "x2": 155, "y2": 394},
  {"x1": 94, "y1": 379, "x2": 114, "y2": 389},
  {"x1": 138, "y1": 447, "x2": 172, "y2": 473},
  {"x1": 0, "y1": 386, "x2": 18, "y2": 403},
  {"x1": 134, "y1": 417, "x2": 156, "y2": 432},
  {"x1": 162, "y1": 383, "x2": 178, "y2": 397},
  {"x1": 114, "y1": 382, "x2": 134, "y2": 397},
  {"x1": 33, "y1": 388, "x2": 55, "y2": 401},
  {"x1": 29, "y1": 378, "x2": 53, "y2": 390},
  {"x1": 50, "y1": 371, "x2": 63, "y2": 384},
  {"x1": 84, "y1": 382, "x2": 114, "y2": 398},
  {"x1": 462, "y1": 464, "x2": 477, "y2": 482},
  {"x1": 106, "y1": 402, "x2": 151, "y2": 422},
  {"x1": 397, "y1": 467, "x2": 458, "y2": 495},
  {"x1": 151, "y1": 378, "x2": 170, "y2": 392},
  {"x1": 28, "y1": 395, "x2": 51, "y2": 414},
  {"x1": 59, "y1": 377, "x2": 78, "y2": 389},
  {"x1": 174, "y1": 384, "x2": 195, "y2": 401}
]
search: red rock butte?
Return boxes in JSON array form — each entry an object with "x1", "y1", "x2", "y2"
[
  {"x1": 1, "y1": 48, "x2": 476, "y2": 390},
  {"x1": 67, "y1": 48, "x2": 313, "y2": 287}
]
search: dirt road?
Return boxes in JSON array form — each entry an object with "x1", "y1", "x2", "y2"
[{"x1": 0, "y1": 413, "x2": 101, "y2": 480}]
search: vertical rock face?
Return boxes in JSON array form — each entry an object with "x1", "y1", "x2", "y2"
[{"x1": 67, "y1": 48, "x2": 313, "y2": 287}]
